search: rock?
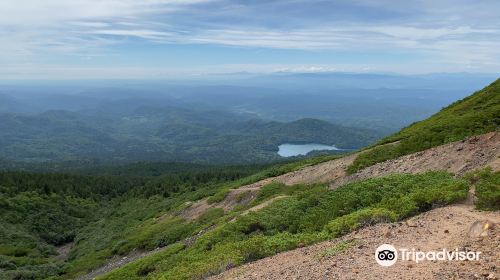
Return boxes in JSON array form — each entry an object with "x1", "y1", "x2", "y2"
[
  {"x1": 487, "y1": 273, "x2": 496, "y2": 280},
  {"x1": 468, "y1": 220, "x2": 496, "y2": 237},
  {"x1": 444, "y1": 229, "x2": 450, "y2": 233},
  {"x1": 406, "y1": 220, "x2": 417, "y2": 227}
]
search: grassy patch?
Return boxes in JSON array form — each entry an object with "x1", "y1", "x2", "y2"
[
  {"x1": 100, "y1": 171, "x2": 468, "y2": 280},
  {"x1": 325, "y1": 208, "x2": 397, "y2": 237},
  {"x1": 465, "y1": 168, "x2": 500, "y2": 210},
  {"x1": 316, "y1": 239, "x2": 358, "y2": 259},
  {"x1": 207, "y1": 189, "x2": 230, "y2": 204},
  {"x1": 252, "y1": 182, "x2": 306, "y2": 205},
  {"x1": 205, "y1": 154, "x2": 344, "y2": 205}
]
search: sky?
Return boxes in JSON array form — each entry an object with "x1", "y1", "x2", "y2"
[{"x1": 1, "y1": 0, "x2": 499, "y2": 79}]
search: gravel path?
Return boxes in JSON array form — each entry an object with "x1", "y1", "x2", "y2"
[{"x1": 210, "y1": 205, "x2": 499, "y2": 280}]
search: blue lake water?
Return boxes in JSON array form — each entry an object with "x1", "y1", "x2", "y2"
[{"x1": 277, "y1": 143, "x2": 340, "y2": 157}]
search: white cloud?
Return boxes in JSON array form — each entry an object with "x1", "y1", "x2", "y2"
[
  {"x1": 0, "y1": 0, "x2": 499, "y2": 77},
  {"x1": 0, "y1": 0, "x2": 211, "y2": 26},
  {"x1": 88, "y1": 29, "x2": 176, "y2": 40}
]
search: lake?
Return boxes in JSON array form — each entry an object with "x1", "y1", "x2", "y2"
[{"x1": 277, "y1": 143, "x2": 340, "y2": 157}]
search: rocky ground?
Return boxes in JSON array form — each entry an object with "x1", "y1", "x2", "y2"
[
  {"x1": 81, "y1": 132, "x2": 499, "y2": 279},
  {"x1": 181, "y1": 132, "x2": 499, "y2": 220},
  {"x1": 210, "y1": 205, "x2": 499, "y2": 280},
  {"x1": 331, "y1": 132, "x2": 500, "y2": 188}
]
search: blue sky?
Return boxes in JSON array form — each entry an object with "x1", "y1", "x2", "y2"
[{"x1": 1, "y1": 0, "x2": 499, "y2": 79}]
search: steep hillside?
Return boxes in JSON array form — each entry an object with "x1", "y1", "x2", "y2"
[
  {"x1": 1, "y1": 81, "x2": 498, "y2": 280},
  {"x1": 92, "y1": 81, "x2": 498, "y2": 280},
  {"x1": 179, "y1": 131, "x2": 499, "y2": 221},
  {"x1": 0, "y1": 165, "x2": 266, "y2": 280},
  {"x1": 211, "y1": 205, "x2": 499, "y2": 280},
  {"x1": 348, "y1": 78, "x2": 500, "y2": 174}
]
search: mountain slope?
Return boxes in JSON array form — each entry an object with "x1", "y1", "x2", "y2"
[
  {"x1": 210, "y1": 204, "x2": 499, "y2": 280},
  {"x1": 348, "y1": 78, "x2": 500, "y2": 173},
  {"x1": 94, "y1": 81, "x2": 499, "y2": 280},
  {"x1": 178, "y1": 131, "x2": 499, "y2": 221},
  {"x1": 1, "y1": 81, "x2": 498, "y2": 280}
]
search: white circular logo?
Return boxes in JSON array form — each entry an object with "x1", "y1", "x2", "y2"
[{"x1": 375, "y1": 244, "x2": 397, "y2": 266}]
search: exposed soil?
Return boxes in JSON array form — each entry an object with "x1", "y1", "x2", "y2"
[
  {"x1": 205, "y1": 131, "x2": 500, "y2": 279},
  {"x1": 76, "y1": 225, "x2": 214, "y2": 280},
  {"x1": 179, "y1": 154, "x2": 358, "y2": 221},
  {"x1": 77, "y1": 249, "x2": 153, "y2": 280},
  {"x1": 332, "y1": 132, "x2": 500, "y2": 188},
  {"x1": 179, "y1": 185, "x2": 264, "y2": 221},
  {"x1": 209, "y1": 205, "x2": 500, "y2": 280},
  {"x1": 240, "y1": 196, "x2": 288, "y2": 216},
  {"x1": 273, "y1": 153, "x2": 358, "y2": 185},
  {"x1": 55, "y1": 242, "x2": 74, "y2": 262},
  {"x1": 80, "y1": 132, "x2": 499, "y2": 279},
  {"x1": 180, "y1": 132, "x2": 499, "y2": 221}
]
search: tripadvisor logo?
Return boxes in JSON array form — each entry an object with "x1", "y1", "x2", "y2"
[
  {"x1": 375, "y1": 244, "x2": 397, "y2": 266},
  {"x1": 375, "y1": 244, "x2": 481, "y2": 267}
]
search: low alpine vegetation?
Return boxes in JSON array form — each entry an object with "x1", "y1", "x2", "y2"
[
  {"x1": 348, "y1": 78, "x2": 500, "y2": 174},
  {"x1": 100, "y1": 171, "x2": 468, "y2": 280},
  {"x1": 465, "y1": 168, "x2": 500, "y2": 210}
]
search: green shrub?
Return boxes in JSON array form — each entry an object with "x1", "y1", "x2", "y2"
[
  {"x1": 255, "y1": 182, "x2": 286, "y2": 201},
  {"x1": 101, "y1": 171, "x2": 469, "y2": 280},
  {"x1": 316, "y1": 239, "x2": 358, "y2": 259},
  {"x1": 325, "y1": 208, "x2": 397, "y2": 237},
  {"x1": 253, "y1": 183, "x2": 308, "y2": 207},
  {"x1": 467, "y1": 168, "x2": 500, "y2": 210},
  {"x1": 347, "y1": 144, "x2": 400, "y2": 174},
  {"x1": 197, "y1": 208, "x2": 225, "y2": 224},
  {"x1": 207, "y1": 189, "x2": 230, "y2": 204}
]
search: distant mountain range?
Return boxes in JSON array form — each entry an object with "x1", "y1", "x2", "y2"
[
  {"x1": 1, "y1": 73, "x2": 496, "y2": 165},
  {"x1": 0, "y1": 105, "x2": 380, "y2": 165}
]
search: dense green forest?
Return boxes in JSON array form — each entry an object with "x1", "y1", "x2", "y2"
[
  {"x1": 0, "y1": 164, "x2": 270, "y2": 279},
  {"x1": 0, "y1": 108, "x2": 378, "y2": 165},
  {"x1": 348, "y1": 78, "x2": 500, "y2": 174},
  {"x1": 0, "y1": 80, "x2": 498, "y2": 280},
  {"x1": 0, "y1": 154, "x2": 344, "y2": 279},
  {"x1": 5, "y1": 166, "x2": 496, "y2": 280}
]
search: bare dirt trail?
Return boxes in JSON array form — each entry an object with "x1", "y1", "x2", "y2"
[
  {"x1": 79, "y1": 131, "x2": 499, "y2": 279},
  {"x1": 178, "y1": 154, "x2": 358, "y2": 221},
  {"x1": 181, "y1": 132, "x2": 499, "y2": 221},
  {"x1": 332, "y1": 131, "x2": 500, "y2": 188},
  {"x1": 76, "y1": 224, "x2": 214, "y2": 280},
  {"x1": 76, "y1": 249, "x2": 154, "y2": 280},
  {"x1": 240, "y1": 195, "x2": 288, "y2": 216},
  {"x1": 207, "y1": 132, "x2": 500, "y2": 280},
  {"x1": 209, "y1": 204, "x2": 500, "y2": 280}
]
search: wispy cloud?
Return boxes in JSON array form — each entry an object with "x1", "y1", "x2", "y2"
[{"x1": 0, "y1": 0, "x2": 499, "y2": 78}]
